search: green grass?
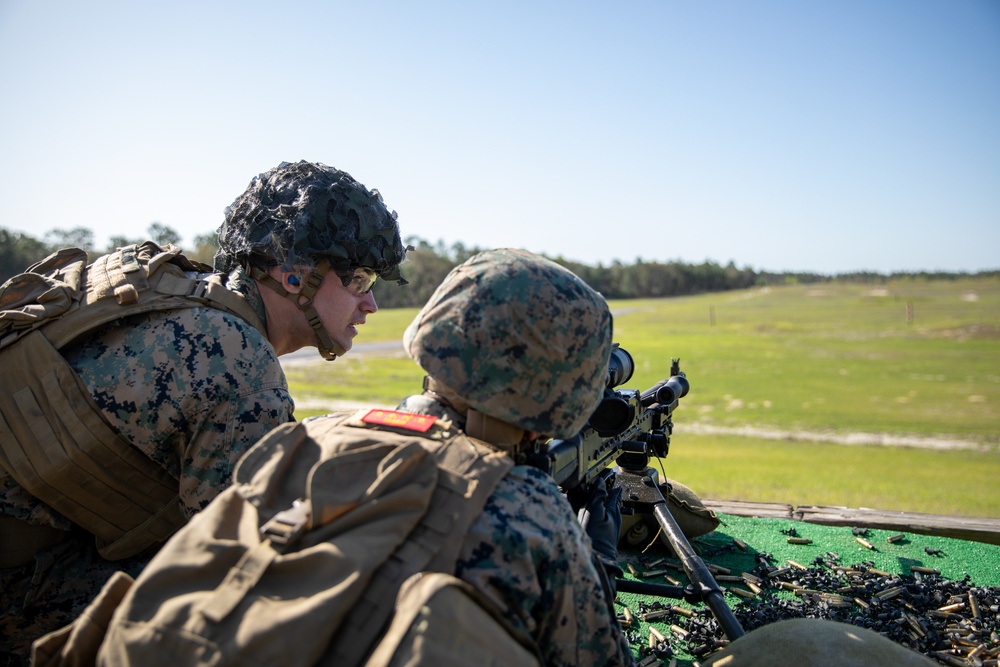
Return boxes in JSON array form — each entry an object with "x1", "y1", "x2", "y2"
[
  {"x1": 659, "y1": 433, "x2": 1000, "y2": 518},
  {"x1": 611, "y1": 278, "x2": 1000, "y2": 443},
  {"x1": 285, "y1": 277, "x2": 1000, "y2": 517},
  {"x1": 285, "y1": 355, "x2": 422, "y2": 407}
]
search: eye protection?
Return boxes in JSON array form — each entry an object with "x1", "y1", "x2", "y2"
[{"x1": 337, "y1": 267, "x2": 377, "y2": 295}]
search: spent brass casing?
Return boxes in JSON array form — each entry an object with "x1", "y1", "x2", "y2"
[
  {"x1": 875, "y1": 586, "x2": 904, "y2": 601},
  {"x1": 969, "y1": 592, "x2": 981, "y2": 619},
  {"x1": 641, "y1": 568, "x2": 673, "y2": 579},
  {"x1": 671, "y1": 605, "x2": 695, "y2": 618},
  {"x1": 641, "y1": 609, "x2": 671, "y2": 622}
]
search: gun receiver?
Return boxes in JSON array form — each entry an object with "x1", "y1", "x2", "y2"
[
  {"x1": 528, "y1": 345, "x2": 687, "y2": 496},
  {"x1": 527, "y1": 344, "x2": 745, "y2": 641}
]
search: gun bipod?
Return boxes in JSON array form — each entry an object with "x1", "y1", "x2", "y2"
[{"x1": 612, "y1": 466, "x2": 746, "y2": 641}]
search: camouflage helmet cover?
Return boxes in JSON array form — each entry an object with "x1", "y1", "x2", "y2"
[
  {"x1": 403, "y1": 248, "x2": 613, "y2": 438},
  {"x1": 214, "y1": 160, "x2": 407, "y2": 282}
]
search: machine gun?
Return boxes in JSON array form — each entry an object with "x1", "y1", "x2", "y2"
[{"x1": 527, "y1": 344, "x2": 745, "y2": 641}]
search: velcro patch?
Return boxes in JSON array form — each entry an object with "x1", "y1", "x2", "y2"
[{"x1": 361, "y1": 409, "x2": 437, "y2": 433}]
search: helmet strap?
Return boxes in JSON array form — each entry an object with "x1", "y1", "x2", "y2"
[
  {"x1": 424, "y1": 377, "x2": 525, "y2": 458},
  {"x1": 249, "y1": 259, "x2": 346, "y2": 361},
  {"x1": 465, "y1": 409, "x2": 525, "y2": 460}
]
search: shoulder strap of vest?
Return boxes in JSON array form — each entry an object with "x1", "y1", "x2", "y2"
[
  {"x1": 320, "y1": 422, "x2": 513, "y2": 666},
  {"x1": 42, "y1": 242, "x2": 266, "y2": 350},
  {"x1": 0, "y1": 242, "x2": 265, "y2": 561}
]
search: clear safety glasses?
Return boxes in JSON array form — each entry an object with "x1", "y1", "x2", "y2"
[{"x1": 337, "y1": 267, "x2": 378, "y2": 295}]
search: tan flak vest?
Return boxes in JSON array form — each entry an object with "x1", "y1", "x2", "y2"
[
  {"x1": 0, "y1": 242, "x2": 266, "y2": 561},
  {"x1": 33, "y1": 409, "x2": 540, "y2": 667}
]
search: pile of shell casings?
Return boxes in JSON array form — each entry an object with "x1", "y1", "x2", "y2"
[{"x1": 617, "y1": 540, "x2": 1000, "y2": 666}]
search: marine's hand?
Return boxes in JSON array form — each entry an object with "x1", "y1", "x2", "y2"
[{"x1": 578, "y1": 480, "x2": 623, "y2": 563}]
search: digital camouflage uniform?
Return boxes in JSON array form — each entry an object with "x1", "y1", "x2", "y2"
[
  {"x1": 0, "y1": 268, "x2": 293, "y2": 665},
  {"x1": 399, "y1": 248, "x2": 635, "y2": 666},
  {"x1": 458, "y1": 467, "x2": 630, "y2": 667},
  {"x1": 398, "y1": 393, "x2": 633, "y2": 667}
]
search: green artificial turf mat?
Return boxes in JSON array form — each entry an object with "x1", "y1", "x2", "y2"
[
  {"x1": 616, "y1": 512, "x2": 1000, "y2": 666},
  {"x1": 691, "y1": 513, "x2": 1000, "y2": 586}
]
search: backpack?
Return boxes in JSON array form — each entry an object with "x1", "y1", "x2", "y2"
[
  {"x1": 0, "y1": 242, "x2": 265, "y2": 560},
  {"x1": 83, "y1": 409, "x2": 540, "y2": 667}
]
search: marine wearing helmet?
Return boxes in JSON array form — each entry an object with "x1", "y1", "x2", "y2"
[
  {"x1": 401, "y1": 247, "x2": 613, "y2": 449},
  {"x1": 216, "y1": 160, "x2": 409, "y2": 360}
]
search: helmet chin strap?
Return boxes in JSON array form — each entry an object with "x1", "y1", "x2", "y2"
[
  {"x1": 249, "y1": 259, "x2": 347, "y2": 361},
  {"x1": 423, "y1": 377, "x2": 526, "y2": 458}
]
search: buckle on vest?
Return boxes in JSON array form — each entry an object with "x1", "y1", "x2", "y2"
[
  {"x1": 190, "y1": 280, "x2": 210, "y2": 300},
  {"x1": 260, "y1": 499, "x2": 311, "y2": 547}
]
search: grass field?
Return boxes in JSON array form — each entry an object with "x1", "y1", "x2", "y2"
[{"x1": 284, "y1": 277, "x2": 1000, "y2": 517}]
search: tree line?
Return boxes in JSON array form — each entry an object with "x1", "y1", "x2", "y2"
[{"x1": 2, "y1": 224, "x2": 997, "y2": 309}]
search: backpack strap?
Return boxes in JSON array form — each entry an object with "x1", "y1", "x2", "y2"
[{"x1": 320, "y1": 422, "x2": 513, "y2": 666}]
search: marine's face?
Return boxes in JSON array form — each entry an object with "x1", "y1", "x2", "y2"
[{"x1": 310, "y1": 268, "x2": 378, "y2": 353}]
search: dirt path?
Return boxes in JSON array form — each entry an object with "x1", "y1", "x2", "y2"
[
  {"x1": 683, "y1": 423, "x2": 989, "y2": 452},
  {"x1": 279, "y1": 340, "x2": 406, "y2": 368}
]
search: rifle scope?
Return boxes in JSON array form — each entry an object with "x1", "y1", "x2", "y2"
[{"x1": 606, "y1": 343, "x2": 634, "y2": 388}]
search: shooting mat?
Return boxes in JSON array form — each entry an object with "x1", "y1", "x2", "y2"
[{"x1": 617, "y1": 512, "x2": 1000, "y2": 666}]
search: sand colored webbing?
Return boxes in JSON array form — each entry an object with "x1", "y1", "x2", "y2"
[
  {"x1": 42, "y1": 243, "x2": 266, "y2": 350},
  {"x1": 0, "y1": 243, "x2": 264, "y2": 561},
  {"x1": 368, "y1": 572, "x2": 542, "y2": 667},
  {"x1": 0, "y1": 330, "x2": 183, "y2": 559}
]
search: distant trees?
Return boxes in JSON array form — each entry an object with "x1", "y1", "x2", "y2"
[
  {"x1": 0, "y1": 228, "x2": 52, "y2": 283},
  {"x1": 0, "y1": 223, "x2": 189, "y2": 283},
  {"x1": 373, "y1": 243, "x2": 764, "y2": 307},
  {"x1": 108, "y1": 221, "x2": 181, "y2": 256},
  {"x1": 371, "y1": 237, "x2": 458, "y2": 308},
  {"x1": 189, "y1": 233, "x2": 219, "y2": 266},
  {"x1": 2, "y1": 224, "x2": 997, "y2": 306},
  {"x1": 44, "y1": 227, "x2": 96, "y2": 254}
]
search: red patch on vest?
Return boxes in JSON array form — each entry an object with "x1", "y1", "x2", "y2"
[{"x1": 361, "y1": 409, "x2": 437, "y2": 432}]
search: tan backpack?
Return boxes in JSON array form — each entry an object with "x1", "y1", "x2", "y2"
[
  {"x1": 53, "y1": 409, "x2": 541, "y2": 666},
  {"x1": 0, "y1": 242, "x2": 265, "y2": 560}
]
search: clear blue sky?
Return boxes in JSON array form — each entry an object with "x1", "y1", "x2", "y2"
[{"x1": 1, "y1": 0, "x2": 997, "y2": 274}]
